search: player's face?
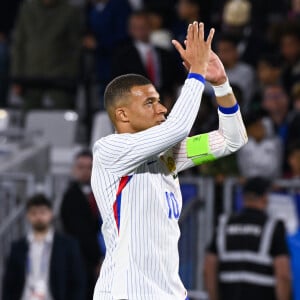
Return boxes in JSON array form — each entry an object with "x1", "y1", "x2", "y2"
[{"x1": 126, "y1": 84, "x2": 167, "y2": 132}]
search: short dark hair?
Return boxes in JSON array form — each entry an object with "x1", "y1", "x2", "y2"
[
  {"x1": 243, "y1": 177, "x2": 271, "y2": 198},
  {"x1": 244, "y1": 110, "x2": 264, "y2": 128},
  {"x1": 104, "y1": 74, "x2": 152, "y2": 111},
  {"x1": 75, "y1": 149, "x2": 93, "y2": 160},
  {"x1": 26, "y1": 194, "x2": 52, "y2": 211},
  {"x1": 217, "y1": 33, "x2": 239, "y2": 47},
  {"x1": 258, "y1": 53, "x2": 282, "y2": 68}
]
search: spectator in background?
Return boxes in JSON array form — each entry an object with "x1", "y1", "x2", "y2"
[
  {"x1": 112, "y1": 10, "x2": 185, "y2": 110},
  {"x1": 286, "y1": 82, "x2": 300, "y2": 146},
  {"x1": 147, "y1": 8, "x2": 173, "y2": 50},
  {"x1": 288, "y1": 0, "x2": 300, "y2": 20},
  {"x1": 60, "y1": 150, "x2": 104, "y2": 300},
  {"x1": 237, "y1": 111, "x2": 283, "y2": 179},
  {"x1": 262, "y1": 83, "x2": 290, "y2": 144},
  {"x1": 216, "y1": 33, "x2": 256, "y2": 112},
  {"x1": 256, "y1": 53, "x2": 282, "y2": 87},
  {"x1": 249, "y1": 53, "x2": 283, "y2": 111},
  {"x1": 172, "y1": 0, "x2": 203, "y2": 45},
  {"x1": 85, "y1": 0, "x2": 131, "y2": 96},
  {"x1": 0, "y1": 30, "x2": 9, "y2": 107},
  {"x1": 204, "y1": 177, "x2": 291, "y2": 300},
  {"x1": 0, "y1": 0, "x2": 23, "y2": 107},
  {"x1": 220, "y1": 0, "x2": 270, "y2": 66},
  {"x1": 291, "y1": 82, "x2": 300, "y2": 111},
  {"x1": 279, "y1": 21, "x2": 300, "y2": 95},
  {"x1": 2, "y1": 194, "x2": 85, "y2": 300},
  {"x1": 11, "y1": 0, "x2": 82, "y2": 110},
  {"x1": 285, "y1": 141, "x2": 300, "y2": 178}
]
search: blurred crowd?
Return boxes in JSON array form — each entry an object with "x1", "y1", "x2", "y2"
[
  {"x1": 2, "y1": 1, "x2": 300, "y2": 299},
  {"x1": 1, "y1": 0, "x2": 300, "y2": 180}
]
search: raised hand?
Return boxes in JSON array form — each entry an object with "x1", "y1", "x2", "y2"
[
  {"x1": 206, "y1": 50, "x2": 227, "y2": 85},
  {"x1": 172, "y1": 24, "x2": 227, "y2": 85},
  {"x1": 172, "y1": 22, "x2": 214, "y2": 77}
]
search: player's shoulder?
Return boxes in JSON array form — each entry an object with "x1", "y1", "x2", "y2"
[{"x1": 93, "y1": 133, "x2": 132, "y2": 153}]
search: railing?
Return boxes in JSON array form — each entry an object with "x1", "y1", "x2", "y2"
[
  {"x1": 179, "y1": 176, "x2": 215, "y2": 299},
  {"x1": 1, "y1": 174, "x2": 299, "y2": 300},
  {"x1": 0, "y1": 173, "x2": 35, "y2": 297}
]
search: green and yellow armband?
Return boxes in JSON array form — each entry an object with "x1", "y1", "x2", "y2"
[{"x1": 186, "y1": 133, "x2": 217, "y2": 165}]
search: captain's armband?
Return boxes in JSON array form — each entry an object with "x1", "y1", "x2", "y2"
[{"x1": 186, "y1": 133, "x2": 216, "y2": 165}]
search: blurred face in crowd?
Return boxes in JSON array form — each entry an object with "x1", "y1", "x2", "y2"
[
  {"x1": 292, "y1": 84, "x2": 300, "y2": 111},
  {"x1": 257, "y1": 61, "x2": 281, "y2": 86},
  {"x1": 292, "y1": 0, "x2": 300, "y2": 12},
  {"x1": 27, "y1": 205, "x2": 53, "y2": 233},
  {"x1": 280, "y1": 33, "x2": 300, "y2": 63},
  {"x1": 73, "y1": 155, "x2": 93, "y2": 184},
  {"x1": 147, "y1": 12, "x2": 163, "y2": 31},
  {"x1": 177, "y1": 0, "x2": 200, "y2": 21},
  {"x1": 129, "y1": 14, "x2": 151, "y2": 43},
  {"x1": 262, "y1": 85, "x2": 289, "y2": 125},
  {"x1": 293, "y1": 95, "x2": 300, "y2": 111},
  {"x1": 117, "y1": 84, "x2": 167, "y2": 133},
  {"x1": 216, "y1": 40, "x2": 238, "y2": 69},
  {"x1": 288, "y1": 149, "x2": 300, "y2": 176},
  {"x1": 41, "y1": 0, "x2": 57, "y2": 6},
  {"x1": 247, "y1": 120, "x2": 266, "y2": 143},
  {"x1": 244, "y1": 192, "x2": 269, "y2": 210}
]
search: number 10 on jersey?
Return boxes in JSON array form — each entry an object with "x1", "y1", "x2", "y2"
[{"x1": 165, "y1": 191, "x2": 180, "y2": 219}]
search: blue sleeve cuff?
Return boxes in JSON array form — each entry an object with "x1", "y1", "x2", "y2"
[
  {"x1": 218, "y1": 103, "x2": 239, "y2": 114},
  {"x1": 187, "y1": 73, "x2": 206, "y2": 84}
]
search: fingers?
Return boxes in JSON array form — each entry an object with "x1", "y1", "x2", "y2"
[
  {"x1": 186, "y1": 23, "x2": 193, "y2": 48},
  {"x1": 193, "y1": 21, "x2": 198, "y2": 41},
  {"x1": 172, "y1": 39, "x2": 185, "y2": 57},
  {"x1": 206, "y1": 27, "x2": 215, "y2": 47},
  {"x1": 198, "y1": 22, "x2": 204, "y2": 41}
]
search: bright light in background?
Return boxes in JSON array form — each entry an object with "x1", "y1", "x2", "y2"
[
  {"x1": 0, "y1": 109, "x2": 8, "y2": 119},
  {"x1": 64, "y1": 111, "x2": 78, "y2": 122},
  {"x1": 0, "y1": 110, "x2": 9, "y2": 132}
]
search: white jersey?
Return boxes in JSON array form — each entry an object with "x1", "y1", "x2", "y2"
[{"x1": 91, "y1": 76, "x2": 247, "y2": 300}]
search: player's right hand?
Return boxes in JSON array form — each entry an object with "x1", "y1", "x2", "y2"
[{"x1": 172, "y1": 22, "x2": 214, "y2": 77}]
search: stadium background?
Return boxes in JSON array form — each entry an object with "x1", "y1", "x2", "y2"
[{"x1": 1, "y1": 0, "x2": 300, "y2": 299}]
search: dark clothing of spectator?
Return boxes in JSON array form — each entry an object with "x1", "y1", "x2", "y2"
[
  {"x1": 281, "y1": 59, "x2": 300, "y2": 95},
  {"x1": 112, "y1": 41, "x2": 185, "y2": 104},
  {"x1": 0, "y1": 0, "x2": 23, "y2": 37},
  {"x1": 207, "y1": 208, "x2": 289, "y2": 300},
  {"x1": 2, "y1": 232, "x2": 85, "y2": 300},
  {"x1": 11, "y1": 0, "x2": 82, "y2": 109},
  {"x1": 87, "y1": 0, "x2": 131, "y2": 85},
  {"x1": 60, "y1": 181, "x2": 103, "y2": 300}
]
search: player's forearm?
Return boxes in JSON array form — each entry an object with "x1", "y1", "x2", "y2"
[
  {"x1": 204, "y1": 255, "x2": 219, "y2": 300},
  {"x1": 276, "y1": 278, "x2": 291, "y2": 300},
  {"x1": 185, "y1": 107, "x2": 247, "y2": 166},
  {"x1": 216, "y1": 107, "x2": 248, "y2": 153}
]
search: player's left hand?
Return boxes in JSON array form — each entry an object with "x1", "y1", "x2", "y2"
[
  {"x1": 206, "y1": 50, "x2": 227, "y2": 85},
  {"x1": 173, "y1": 37, "x2": 227, "y2": 85}
]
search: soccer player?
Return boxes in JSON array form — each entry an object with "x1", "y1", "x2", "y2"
[{"x1": 91, "y1": 22, "x2": 248, "y2": 300}]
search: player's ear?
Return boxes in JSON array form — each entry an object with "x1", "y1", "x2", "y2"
[{"x1": 115, "y1": 107, "x2": 129, "y2": 123}]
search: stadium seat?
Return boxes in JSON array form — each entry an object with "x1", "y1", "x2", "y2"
[
  {"x1": 90, "y1": 111, "x2": 114, "y2": 147},
  {"x1": 25, "y1": 110, "x2": 78, "y2": 147},
  {"x1": 25, "y1": 110, "x2": 82, "y2": 173}
]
